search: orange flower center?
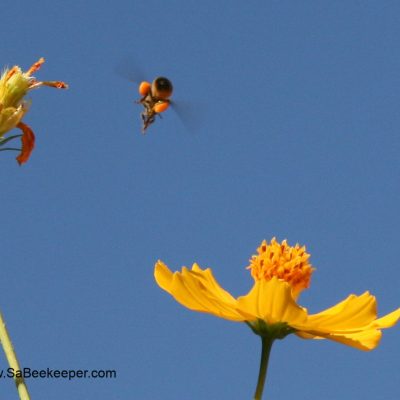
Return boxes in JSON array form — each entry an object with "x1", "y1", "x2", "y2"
[{"x1": 247, "y1": 238, "x2": 314, "y2": 297}]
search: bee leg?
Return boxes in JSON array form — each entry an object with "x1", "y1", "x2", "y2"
[
  {"x1": 137, "y1": 95, "x2": 148, "y2": 104},
  {"x1": 141, "y1": 112, "x2": 156, "y2": 134}
]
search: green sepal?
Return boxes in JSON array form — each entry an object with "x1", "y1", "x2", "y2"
[{"x1": 246, "y1": 319, "x2": 296, "y2": 340}]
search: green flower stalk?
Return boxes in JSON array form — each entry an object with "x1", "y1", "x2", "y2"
[
  {"x1": 0, "y1": 58, "x2": 68, "y2": 165},
  {"x1": 0, "y1": 312, "x2": 30, "y2": 400}
]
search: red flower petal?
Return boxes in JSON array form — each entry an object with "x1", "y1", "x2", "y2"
[{"x1": 16, "y1": 122, "x2": 35, "y2": 165}]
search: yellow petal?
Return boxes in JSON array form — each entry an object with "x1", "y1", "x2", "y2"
[
  {"x1": 154, "y1": 259, "x2": 174, "y2": 291},
  {"x1": 301, "y1": 292, "x2": 377, "y2": 331},
  {"x1": 372, "y1": 308, "x2": 400, "y2": 329},
  {"x1": 236, "y1": 277, "x2": 308, "y2": 325},
  {"x1": 154, "y1": 261, "x2": 246, "y2": 321},
  {"x1": 293, "y1": 294, "x2": 400, "y2": 351},
  {"x1": 296, "y1": 327, "x2": 382, "y2": 351}
]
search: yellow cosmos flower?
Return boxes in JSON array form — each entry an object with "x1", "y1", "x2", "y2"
[
  {"x1": 154, "y1": 238, "x2": 400, "y2": 399},
  {"x1": 0, "y1": 58, "x2": 68, "y2": 165}
]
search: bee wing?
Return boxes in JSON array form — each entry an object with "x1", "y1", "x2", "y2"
[
  {"x1": 170, "y1": 99, "x2": 203, "y2": 134},
  {"x1": 115, "y1": 57, "x2": 147, "y2": 84}
]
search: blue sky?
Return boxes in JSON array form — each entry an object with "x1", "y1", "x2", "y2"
[{"x1": 1, "y1": 1, "x2": 399, "y2": 399}]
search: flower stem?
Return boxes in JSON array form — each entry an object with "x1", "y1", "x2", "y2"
[
  {"x1": 253, "y1": 337, "x2": 274, "y2": 400},
  {"x1": 0, "y1": 148, "x2": 21, "y2": 152},
  {"x1": 0, "y1": 311, "x2": 31, "y2": 400},
  {"x1": 0, "y1": 134, "x2": 22, "y2": 146}
]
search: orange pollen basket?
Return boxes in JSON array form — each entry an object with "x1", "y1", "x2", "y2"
[
  {"x1": 247, "y1": 238, "x2": 314, "y2": 294},
  {"x1": 153, "y1": 101, "x2": 169, "y2": 113},
  {"x1": 138, "y1": 81, "x2": 151, "y2": 96}
]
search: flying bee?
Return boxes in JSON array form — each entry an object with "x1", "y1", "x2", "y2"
[{"x1": 136, "y1": 77, "x2": 173, "y2": 133}]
